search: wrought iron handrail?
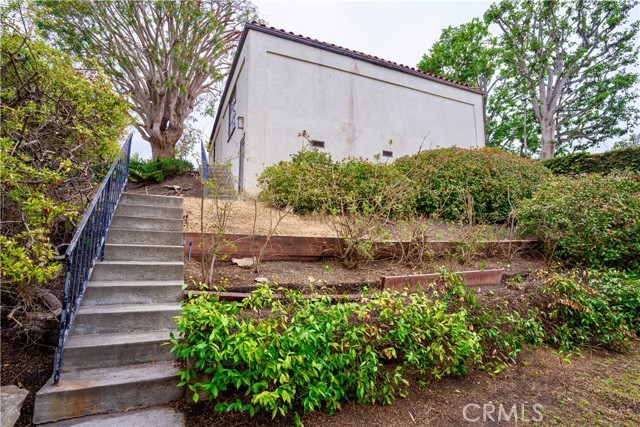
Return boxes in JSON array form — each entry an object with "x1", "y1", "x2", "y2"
[
  {"x1": 201, "y1": 140, "x2": 209, "y2": 180},
  {"x1": 53, "y1": 133, "x2": 133, "y2": 383}
]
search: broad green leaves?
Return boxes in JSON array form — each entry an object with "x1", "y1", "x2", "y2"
[{"x1": 172, "y1": 276, "x2": 545, "y2": 424}]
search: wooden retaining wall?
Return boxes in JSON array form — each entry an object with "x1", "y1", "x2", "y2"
[
  {"x1": 381, "y1": 269, "x2": 505, "y2": 291},
  {"x1": 183, "y1": 232, "x2": 539, "y2": 261}
]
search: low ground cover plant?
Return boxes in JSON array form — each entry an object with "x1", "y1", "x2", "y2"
[
  {"x1": 517, "y1": 172, "x2": 640, "y2": 270},
  {"x1": 172, "y1": 273, "x2": 543, "y2": 424}
]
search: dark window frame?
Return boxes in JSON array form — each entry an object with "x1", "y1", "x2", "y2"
[{"x1": 227, "y1": 89, "x2": 237, "y2": 141}]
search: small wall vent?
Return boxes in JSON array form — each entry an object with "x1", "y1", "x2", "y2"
[
  {"x1": 382, "y1": 150, "x2": 393, "y2": 158},
  {"x1": 311, "y1": 140, "x2": 325, "y2": 148}
]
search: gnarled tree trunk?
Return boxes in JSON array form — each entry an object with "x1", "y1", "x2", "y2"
[{"x1": 146, "y1": 125, "x2": 184, "y2": 160}]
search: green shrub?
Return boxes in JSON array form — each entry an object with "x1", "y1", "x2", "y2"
[
  {"x1": 541, "y1": 147, "x2": 640, "y2": 175},
  {"x1": 258, "y1": 149, "x2": 416, "y2": 217},
  {"x1": 128, "y1": 158, "x2": 193, "y2": 183},
  {"x1": 258, "y1": 148, "x2": 335, "y2": 214},
  {"x1": 394, "y1": 147, "x2": 551, "y2": 222},
  {"x1": 530, "y1": 270, "x2": 640, "y2": 352},
  {"x1": 334, "y1": 158, "x2": 416, "y2": 218},
  {"x1": 172, "y1": 274, "x2": 543, "y2": 424},
  {"x1": 172, "y1": 270, "x2": 638, "y2": 423},
  {"x1": 1, "y1": 30, "x2": 130, "y2": 291},
  {"x1": 516, "y1": 173, "x2": 640, "y2": 270},
  {"x1": 259, "y1": 146, "x2": 547, "y2": 223}
]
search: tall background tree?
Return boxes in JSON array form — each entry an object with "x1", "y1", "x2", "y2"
[
  {"x1": 417, "y1": 18, "x2": 538, "y2": 154},
  {"x1": 38, "y1": 0, "x2": 258, "y2": 159},
  {"x1": 417, "y1": 18, "x2": 499, "y2": 130},
  {"x1": 487, "y1": 0, "x2": 639, "y2": 159},
  {"x1": 420, "y1": 0, "x2": 639, "y2": 159}
]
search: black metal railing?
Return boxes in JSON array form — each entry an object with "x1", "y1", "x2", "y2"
[
  {"x1": 201, "y1": 140, "x2": 209, "y2": 180},
  {"x1": 53, "y1": 133, "x2": 132, "y2": 383}
]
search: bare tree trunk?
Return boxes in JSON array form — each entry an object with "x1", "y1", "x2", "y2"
[{"x1": 540, "y1": 118, "x2": 556, "y2": 160}]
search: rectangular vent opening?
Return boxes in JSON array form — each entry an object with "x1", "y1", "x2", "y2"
[
  {"x1": 311, "y1": 140, "x2": 325, "y2": 148},
  {"x1": 382, "y1": 150, "x2": 393, "y2": 158}
]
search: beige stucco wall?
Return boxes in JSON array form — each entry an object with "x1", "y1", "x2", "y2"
[{"x1": 213, "y1": 30, "x2": 485, "y2": 194}]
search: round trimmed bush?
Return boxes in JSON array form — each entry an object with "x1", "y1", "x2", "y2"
[
  {"x1": 516, "y1": 173, "x2": 640, "y2": 270},
  {"x1": 394, "y1": 147, "x2": 550, "y2": 222},
  {"x1": 258, "y1": 148, "x2": 335, "y2": 214}
]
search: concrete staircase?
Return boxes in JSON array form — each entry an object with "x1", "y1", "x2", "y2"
[
  {"x1": 207, "y1": 163, "x2": 237, "y2": 199},
  {"x1": 33, "y1": 193, "x2": 185, "y2": 425}
]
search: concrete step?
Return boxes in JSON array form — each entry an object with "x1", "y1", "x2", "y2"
[
  {"x1": 32, "y1": 362, "x2": 183, "y2": 424},
  {"x1": 39, "y1": 406, "x2": 184, "y2": 427},
  {"x1": 106, "y1": 229, "x2": 183, "y2": 246},
  {"x1": 62, "y1": 330, "x2": 175, "y2": 372},
  {"x1": 82, "y1": 280, "x2": 183, "y2": 305},
  {"x1": 91, "y1": 261, "x2": 183, "y2": 281},
  {"x1": 110, "y1": 215, "x2": 182, "y2": 232},
  {"x1": 104, "y1": 244, "x2": 183, "y2": 262},
  {"x1": 120, "y1": 193, "x2": 183, "y2": 209},
  {"x1": 72, "y1": 303, "x2": 180, "y2": 335},
  {"x1": 115, "y1": 204, "x2": 183, "y2": 220}
]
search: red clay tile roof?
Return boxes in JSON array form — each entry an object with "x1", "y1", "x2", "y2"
[{"x1": 246, "y1": 21, "x2": 483, "y2": 93}]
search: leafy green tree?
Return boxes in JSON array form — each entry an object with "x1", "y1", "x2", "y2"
[
  {"x1": 1, "y1": 4, "x2": 130, "y2": 299},
  {"x1": 417, "y1": 18, "x2": 499, "y2": 133},
  {"x1": 486, "y1": 0, "x2": 640, "y2": 159},
  {"x1": 486, "y1": 76, "x2": 541, "y2": 155},
  {"x1": 37, "y1": 0, "x2": 258, "y2": 159},
  {"x1": 417, "y1": 18, "x2": 536, "y2": 154},
  {"x1": 421, "y1": 1, "x2": 639, "y2": 158}
]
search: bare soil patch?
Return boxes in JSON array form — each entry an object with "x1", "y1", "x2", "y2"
[
  {"x1": 185, "y1": 256, "x2": 547, "y2": 293},
  {"x1": 1, "y1": 273, "x2": 64, "y2": 426},
  {"x1": 183, "y1": 197, "x2": 334, "y2": 236},
  {"x1": 0, "y1": 338, "x2": 55, "y2": 427},
  {"x1": 182, "y1": 197, "x2": 519, "y2": 240},
  {"x1": 127, "y1": 171, "x2": 203, "y2": 197}
]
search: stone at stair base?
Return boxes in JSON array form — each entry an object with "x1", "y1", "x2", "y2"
[
  {"x1": 38, "y1": 406, "x2": 184, "y2": 427},
  {"x1": 1, "y1": 385, "x2": 28, "y2": 427}
]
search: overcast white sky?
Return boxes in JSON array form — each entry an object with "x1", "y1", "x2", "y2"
[{"x1": 131, "y1": 0, "x2": 639, "y2": 159}]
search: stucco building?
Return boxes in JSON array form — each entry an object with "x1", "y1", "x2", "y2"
[{"x1": 209, "y1": 22, "x2": 485, "y2": 193}]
